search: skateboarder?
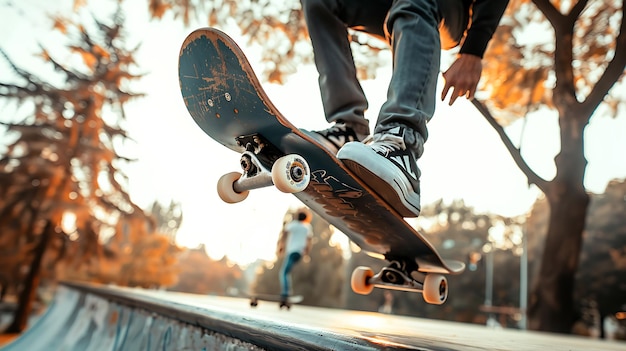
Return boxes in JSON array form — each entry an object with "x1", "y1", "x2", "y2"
[
  {"x1": 277, "y1": 210, "x2": 313, "y2": 302},
  {"x1": 303, "y1": 0, "x2": 509, "y2": 217}
]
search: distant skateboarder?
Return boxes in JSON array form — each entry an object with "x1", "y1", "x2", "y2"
[{"x1": 277, "y1": 210, "x2": 313, "y2": 302}]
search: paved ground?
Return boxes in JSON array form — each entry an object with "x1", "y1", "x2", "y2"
[{"x1": 2, "y1": 283, "x2": 624, "y2": 350}]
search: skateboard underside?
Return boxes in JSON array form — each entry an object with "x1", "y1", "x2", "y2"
[{"x1": 179, "y1": 28, "x2": 464, "y2": 304}]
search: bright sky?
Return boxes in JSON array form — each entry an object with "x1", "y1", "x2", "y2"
[{"x1": 1, "y1": 0, "x2": 625, "y2": 266}]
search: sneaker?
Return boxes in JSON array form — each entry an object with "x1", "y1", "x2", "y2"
[
  {"x1": 337, "y1": 126, "x2": 421, "y2": 217},
  {"x1": 309, "y1": 121, "x2": 369, "y2": 154}
]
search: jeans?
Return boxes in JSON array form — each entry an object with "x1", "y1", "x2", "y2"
[
  {"x1": 280, "y1": 252, "x2": 302, "y2": 297},
  {"x1": 301, "y1": 0, "x2": 466, "y2": 152}
]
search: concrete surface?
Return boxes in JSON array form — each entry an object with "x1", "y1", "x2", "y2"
[{"x1": 1, "y1": 282, "x2": 624, "y2": 350}]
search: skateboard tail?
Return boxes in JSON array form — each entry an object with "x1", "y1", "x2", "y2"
[{"x1": 179, "y1": 28, "x2": 299, "y2": 155}]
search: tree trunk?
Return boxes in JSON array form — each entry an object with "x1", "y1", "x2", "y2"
[
  {"x1": 528, "y1": 189, "x2": 589, "y2": 332},
  {"x1": 527, "y1": 108, "x2": 590, "y2": 333},
  {"x1": 5, "y1": 221, "x2": 52, "y2": 333}
]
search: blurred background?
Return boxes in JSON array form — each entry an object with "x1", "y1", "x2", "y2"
[{"x1": 0, "y1": 0, "x2": 625, "y2": 342}]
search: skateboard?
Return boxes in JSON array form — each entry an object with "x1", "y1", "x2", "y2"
[
  {"x1": 178, "y1": 28, "x2": 465, "y2": 305},
  {"x1": 244, "y1": 292, "x2": 304, "y2": 310}
]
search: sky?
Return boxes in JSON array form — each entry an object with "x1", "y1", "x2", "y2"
[{"x1": 1, "y1": 0, "x2": 625, "y2": 266}]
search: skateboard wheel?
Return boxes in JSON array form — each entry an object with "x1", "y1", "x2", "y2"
[
  {"x1": 271, "y1": 154, "x2": 310, "y2": 193},
  {"x1": 422, "y1": 274, "x2": 448, "y2": 305},
  {"x1": 351, "y1": 266, "x2": 374, "y2": 295},
  {"x1": 217, "y1": 172, "x2": 249, "y2": 203}
]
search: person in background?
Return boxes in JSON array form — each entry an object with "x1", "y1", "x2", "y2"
[{"x1": 277, "y1": 210, "x2": 313, "y2": 302}]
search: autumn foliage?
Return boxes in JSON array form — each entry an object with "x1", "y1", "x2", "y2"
[{"x1": 0, "y1": 8, "x2": 178, "y2": 332}]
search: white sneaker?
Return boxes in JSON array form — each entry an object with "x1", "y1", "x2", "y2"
[{"x1": 337, "y1": 126, "x2": 421, "y2": 217}]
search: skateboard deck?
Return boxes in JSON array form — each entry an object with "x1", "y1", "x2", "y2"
[
  {"x1": 179, "y1": 28, "x2": 465, "y2": 304},
  {"x1": 244, "y1": 292, "x2": 303, "y2": 309}
]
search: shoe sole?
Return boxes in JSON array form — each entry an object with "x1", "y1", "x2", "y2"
[{"x1": 338, "y1": 142, "x2": 421, "y2": 217}]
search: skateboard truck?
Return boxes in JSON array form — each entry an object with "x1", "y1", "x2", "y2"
[
  {"x1": 217, "y1": 137, "x2": 311, "y2": 203},
  {"x1": 351, "y1": 261, "x2": 449, "y2": 305}
]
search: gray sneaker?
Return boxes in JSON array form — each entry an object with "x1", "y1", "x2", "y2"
[
  {"x1": 337, "y1": 126, "x2": 421, "y2": 217},
  {"x1": 309, "y1": 122, "x2": 369, "y2": 154}
]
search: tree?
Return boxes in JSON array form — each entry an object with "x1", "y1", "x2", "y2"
[
  {"x1": 0, "y1": 9, "x2": 151, "y2": 332},
  {"x1": 472, "y1": 0, "x2": 626, "y2": 333},
  {"x1": 148, "y1": 200, "x2": 183, "y2": 242},
  {"x1": 170, "y1": 245, "x2": 245, "y2": 295},
  {"x1": 526, "y1": 179, "x2": 626, "y2": 336}
]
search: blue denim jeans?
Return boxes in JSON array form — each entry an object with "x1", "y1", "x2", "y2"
[
  {"x1": 280, "y1": 252, "x2": 302, "y2": 297},
  {"x1": 301, "y1": 0, "x2": 465, "y2": 152}
]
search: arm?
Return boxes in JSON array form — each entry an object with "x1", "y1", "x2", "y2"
[
  {"x1": 441, "y1": 0, "x2": 509, "y2": 105},
  {"x1": 303, "y1": 224, "x2": 314, "y2": 256},
  {"x1": 276, "y1": 229, "x2": 287, "y2": 256},
  {"x1": 460, "y1": 0, "x2": 510, "y2": 58},
  {"x1": 303, "y1": 236, "x2": 313, "y2": 256}
]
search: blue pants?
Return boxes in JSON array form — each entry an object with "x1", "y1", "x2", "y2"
[
  {"x1": 280, "y1": 252, "x2": 302, "y2": 298},
  {"x1": 300, "y1": 0, "x2": 466, "y2": 152}
]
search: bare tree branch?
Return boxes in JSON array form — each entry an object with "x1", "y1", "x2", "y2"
[
  {"x1": 583, "y1": 5, "x2": 626, "y2": 113},
  {"x1": 532, "y1": 0, "x2": 562, "y2": 25},
  {"x1": 471, "y1": 99, "x2": 549, "y2": 193},
  {"x1": 568, "y1": 0, "x2": 590, "y2": 20}
]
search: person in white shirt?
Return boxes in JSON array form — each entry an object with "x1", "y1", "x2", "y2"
[{"x1": 276, "y1": 210, "x2": 313, "y2": 301}]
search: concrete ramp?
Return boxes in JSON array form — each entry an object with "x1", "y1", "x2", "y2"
[
  {"x1": 2, "y1": 282, "x2": 624, "y2": 350},
  {"x1": 1, "y1": 285, "x2": 264, "y2": 351},
  {"x1": 1, "y1": 283, "x2": 378, "y2": 351}
]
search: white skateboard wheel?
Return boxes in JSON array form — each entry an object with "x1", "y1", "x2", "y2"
[
  {"x1": 422, "y1": 274, "x2": 448, "y2": 305},
  {"x1": 351, "y1": 266, "x2": 375, "y2": 295},
  {"x1": 271, "y1": 154, "x2": 310, "y2": 193},
  {"x1": 217, "y1": 172, "x2": 249, "y2": 203}
]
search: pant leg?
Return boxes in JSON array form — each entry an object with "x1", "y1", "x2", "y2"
[
  {"x1": 375, "y1": 0, "x2": 443, "y2": 155},
  {"x1": 280, "y1": 252, "x2": 302, "y2": 297},
  {"x1": 300, "y1": 0, "x2": 391, "y2": 130}
]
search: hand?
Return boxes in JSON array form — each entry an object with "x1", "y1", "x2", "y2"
[{"x1": 441, "y1": 54, "x2": 483, "y2": 106}]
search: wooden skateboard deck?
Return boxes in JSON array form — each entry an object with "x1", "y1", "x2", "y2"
[{"x1": 179, "y1": 28, "x2": 465, "y2": 304}]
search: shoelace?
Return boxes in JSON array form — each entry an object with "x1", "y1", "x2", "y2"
[
  {"x1": 321, "y1": 123, "x2": 348, "y2": 136},
  {"x1": 364, "y1": 133, "x2": 407, "y2": 155}
]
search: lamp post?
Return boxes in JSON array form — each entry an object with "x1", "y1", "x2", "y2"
[
  {"x1": 519, "y1": 223, "x2": 528, "y2": 330},
  {"x1": 483, "y1": 242, "x2": 497, "y2": 327}
]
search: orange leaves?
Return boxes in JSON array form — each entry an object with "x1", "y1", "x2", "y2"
[
  {"x1": 481, "y1": 0, "x2": 623, "y2": 123},
  {"x1": 149, "y1": 0, "x2": 172, "y2": 20},
  {"x1": 52, "y1": 16, "x2": 71, "y2": 34},
  {"x1": 70, "y1": 45, "x2": 98, "y2": 70},
  {"x1": 480, "y1": 10, "x2": 555, "y2": 121},
  {"x1": 0, "y1": 1, "x2": 151, "y2": 293},
  {"x1": 73, "y1": 0, "x2": 87, "y2": 12},
  {"x1": 36, "y1": 49, "x2": 52, "y2": 63}
]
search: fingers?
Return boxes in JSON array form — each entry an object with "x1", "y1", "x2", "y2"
[
  {"x1": 440, "y1": 53, "x2": 482, "y2": 106},
  {"x1": 467, "y1": 84, "x2": 476, "y2": 101},
  {"x1": 441, "y1": 73, "x2": 466, "y2": 106},
  {"x1": 447, "y1": 89, "x2": 458, "y2": 106},
  {"x1": 441, "y1": 81, "x2": 452, "y2": 102},
  {"x1": 441, "y1": 85, "x2": 467, "y2": 106}
]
